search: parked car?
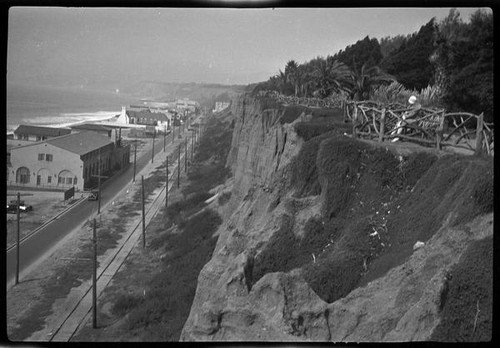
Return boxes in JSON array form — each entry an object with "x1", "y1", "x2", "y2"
[
  {"x1": 6, "y1": 200, "x2": 33, "y2": 214},
  {"x1": 87, "y1": 190, "x2": 99, "y2": 201}
]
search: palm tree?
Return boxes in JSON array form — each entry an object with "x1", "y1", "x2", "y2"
[
  {"x1": 430, "y1": 9, "x2": 468, "y2": 99},
  {"x1": 285, "y1": 60, "x2": 302, "y2": 97},
  {"x1": 311, "y1": 57, "x2": 351, "y2": 98},
  {"x1": 273, "y1": 69, "x2": 288, "y2": 94},
  {"x1": 348, "y1": 63, "x2": 395, "y2": 101}
]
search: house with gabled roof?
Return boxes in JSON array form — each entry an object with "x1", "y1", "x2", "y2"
[
  {"x1": 116, "y1": 106, "x2": 171, "y2": 133},
  {"x1": 8, "y1": 131, "x2": 130, "y2": 191}
]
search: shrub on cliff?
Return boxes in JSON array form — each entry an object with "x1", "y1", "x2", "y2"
[
  {"x1": 294, "y1": 122, "x2": 349, "y2": 142},
  {"x1": 279, "y1": 105, "x2": 308, "y2": 124},
  {"x1": 360, "y1": 154, "x2": 493, "y2": 286},
  {"x1": 430, "y1": 235, "x2": 493, "y2": 342},
  {"x1": 126, "y1": 209, "x2": 221, "y2": 340}
]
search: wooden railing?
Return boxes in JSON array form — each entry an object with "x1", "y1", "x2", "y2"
[
  {"x1": 256, "y1": 90, "x2": 344, "y2": 109},
  {"x1": 254, "y1": 91, "x2": 493, "y2": 156},
  {"x1": 344, "y1": 101, "x2": 494, "y2": 156}
]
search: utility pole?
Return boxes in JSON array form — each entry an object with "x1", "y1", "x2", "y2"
[
  {"x1": 191, "y1": 131, "x2": 194, "y2": 162},
  {"x1": 98, "y1": 150, "x2": 101, "y2": 214},
  {"x1": 177, "y1": 144, "x2": 181, "y2": 188},
  {"x1": 91, "y1": 150, "x2": 108, "y2": 215},
  {"x1": 163, "y1": 125, "x2": 166, "y2": 152},
  {"x1": 165, "y1": 156, "x2": 169, "y2": 209},
  {"x1": 7, "y1": 192, "x2": 33, "y2": 285},
  {"x1": 172, "y1": 121, "x2": 175, "y2": 144},
  {"x1": 92, "y1": 218, "x2": 98, "y2": 329},
  {"x1": 15, "y1": 192, "x2": 20, "y2": 285},
  {"x1": 141, "y1": 175, "x2": 146, "y2": 248},
  {"x1": 185, "y1": 138, "x2": 188, "y2": 173},
  {"x1": 151, "y1": 128, "x2": 156, "y2": 164},
  {"x1": 133, "y1": 141, "x2": 137, "y2": 182}
]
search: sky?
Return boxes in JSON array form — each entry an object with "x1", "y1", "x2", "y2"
[{"x1": 7, "y1": 7, "x2": 489, "y2": 88}]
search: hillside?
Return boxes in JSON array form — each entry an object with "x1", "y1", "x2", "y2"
[
  {"x1": 121, "y1": 81, "x2": 247, "y2": 108},
  {"x1": 180, "y1": 95, "x2": 493, "y2": 341}
]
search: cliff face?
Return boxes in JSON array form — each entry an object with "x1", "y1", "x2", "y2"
[{"x1": 180, "y1": 96, "x2": 493, "y2": 342}]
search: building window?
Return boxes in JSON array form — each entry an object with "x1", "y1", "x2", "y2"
[
  {"x1": 36, "y1": 136, "x2": 42, "y2": 141},
  {"x1": 48, "y1": 176, "x2": 52, "y2": 184},
  {"x1": 46, "y1": 154, "x2": 53, "y2": 161},
  {"x1": 58, "y1": 176, "x2": 64, "y2": 184},
  {"x1": 66, "y1": 177, "x2": 73, "y2": 184},
  {"x1": 74, "y1": 177, "x2": 78, "y2": 185},
  {"x1": 16, "y1": 167, "x2": 30, "y2": 184},
  {"x1": 38, "y1": 154, "x2": 45, "y2": 161}
]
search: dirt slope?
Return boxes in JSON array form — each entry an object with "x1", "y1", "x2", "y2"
[{"x1": 180, "y1": 95, "x2": 493, "y2": 342}]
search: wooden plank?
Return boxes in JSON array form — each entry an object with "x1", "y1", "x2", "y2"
[
  {"x1": 475, "y1": 113, "x2": 484, "y2": 155},
  {"x1": 379, "y1": 108, "x2": 386, "y2": 142}
]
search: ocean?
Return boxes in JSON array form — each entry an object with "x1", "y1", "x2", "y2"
[{"x1": 6, "y1": 83, "x2": 140, "y2": 133}]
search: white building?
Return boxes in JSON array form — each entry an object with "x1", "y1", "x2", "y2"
[
  {"x1": 116, "y1": 106, "x2": 171, "y2": 133},
  {"x1": 8, "y1": 131, "x2": 130, "y2": 191}
]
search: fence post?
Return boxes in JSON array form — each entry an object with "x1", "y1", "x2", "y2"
[
  {"x1": 352, "y1": 105, "x2": 358, "y2": 139},
  {"x1": 436, "y1": 113, "x2": 445, "y2": 150},
  {"x1": 475, "y1": 113, "x2": 484, "y2": 156},
  {"x1": 379, "y1": 108, "x2": 386, "y2": 142}
]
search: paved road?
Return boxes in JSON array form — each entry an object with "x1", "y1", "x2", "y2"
[{"x1": 6, "y1": 123, "x2": 194, "y2": 287}]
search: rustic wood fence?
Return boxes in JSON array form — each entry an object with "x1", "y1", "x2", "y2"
[
  {"x1": 255, "y1": 91, "x2": 493, "y2": 156},
  {"x1": 344, "y1": 101, "x2": 494, "y2": 156}
]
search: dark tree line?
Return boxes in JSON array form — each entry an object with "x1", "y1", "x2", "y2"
[{"x1": 253, "y1": 9, "x2": 493, "y2": 121}]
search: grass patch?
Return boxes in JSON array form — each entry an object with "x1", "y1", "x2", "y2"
[
  {"x1": 162, "y1": 191, "x2": 212, "y2": 229},
  {"x1": 430, "y1": 236, "x2": 493, "y2": 342},
  {"x1": 218, "y1": 191, "x2": 231, "y2": 206},
  {"x1": 124, "y1": 209, "x2": 221, "y2": 340},
  {"x1": 259, "y1": 97, "x2": 285, "y2": 112},
  {"x1": 279, "y1": 104, "x2": 308, "y2": 124},
  {"x1": 108, "y1": 112, "x2": 232, "y2": 340},
  {"x1": 294, "y1": 122, "x2": 350, "y2": 142}
]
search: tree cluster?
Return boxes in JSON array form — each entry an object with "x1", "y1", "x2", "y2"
[{"x1": 253, "y1": 9, "x2": 493, "y2": 121}]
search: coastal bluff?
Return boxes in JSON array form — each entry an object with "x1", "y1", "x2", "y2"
[{"x1": 180, "y1": 95, "x2": 493, "y2": 341}]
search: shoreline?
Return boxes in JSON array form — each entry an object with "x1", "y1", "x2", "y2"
[{"x1": 6, "y1": 113, "x2": 121, "y2": 135}]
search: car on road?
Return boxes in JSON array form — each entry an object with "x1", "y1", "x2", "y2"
[
  {"x1": 87, "y1": 190, "x2": 99, "y2": 201},
  {"x1": 6, "y1": 200, "x2": 33, "y2": 214}
]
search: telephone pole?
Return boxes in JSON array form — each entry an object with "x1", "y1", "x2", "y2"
[
  {"x1": 7, "y1": 192, "x2": 33, "y2": 285},
  {"x1": 92, "y1": 150, "x2": 108, "y2": 215},
  {"x1": 15, "y1": 192, "x2": 20, "y2": 285},
  {"x1": 177, "y1": 144, "x2": 181, "y2": 188},
  {"x1": 165, "y1": 156, "x2": 169, "y2": 209},
  {"x1": 92, "y1": 218, "x2": 98, "y2": 328},
  {"x1": 185, "y1": 138, "x2": 188, "y2": 173},
  {"x1": 141, "y1": 175, "x2": 146, "y2": 249},
  {"x1": 151, "y1": 128, "x2": 156, "y2": 163},
  {"x1": 133, "y1": 141, "x2": 137, "y2": 182}
]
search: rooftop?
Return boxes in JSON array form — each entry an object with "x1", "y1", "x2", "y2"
[
  {"x1": 47, "y1": 131, "x2": 113, "y2": 155},
  {"x1": 70, "y1": 124, "x2": 113, "y2": 132},
  {"x1": 11, "y1": 131, "x2": 113, "y2": 156},
  {"x1": 126, "y1": 109, "x2": 169, "y2": 121},
  {"x1": 14, "y1": 125, "x2": 72, "y2": 137}
]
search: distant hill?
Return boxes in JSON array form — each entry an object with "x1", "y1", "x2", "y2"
[{"x1": 122, "y1": 80, "x2": 248, "y2": 108}]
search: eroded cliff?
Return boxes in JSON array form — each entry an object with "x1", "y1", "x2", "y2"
[{"x1": 180, "y1": 95, "x2": 493, "y2": 342}]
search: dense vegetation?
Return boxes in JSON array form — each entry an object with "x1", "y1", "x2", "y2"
[
  {"x1": 252, "y1": 131, "x2": 493, "y2": 304},
  {"x1": 109, "y1": 112, "x2": 234, "y2": 341},
  {"x1": 252, "y1": 9, "x2": 493, "y2": 121}
]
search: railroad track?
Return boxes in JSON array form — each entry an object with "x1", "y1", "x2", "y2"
[{"x1": 23, "y1": 139, "x2": 191, "y2": 341}]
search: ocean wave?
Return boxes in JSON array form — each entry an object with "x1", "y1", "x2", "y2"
[{"x1": 20, "y1": 111, "x2": 120, "y2": 129}]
